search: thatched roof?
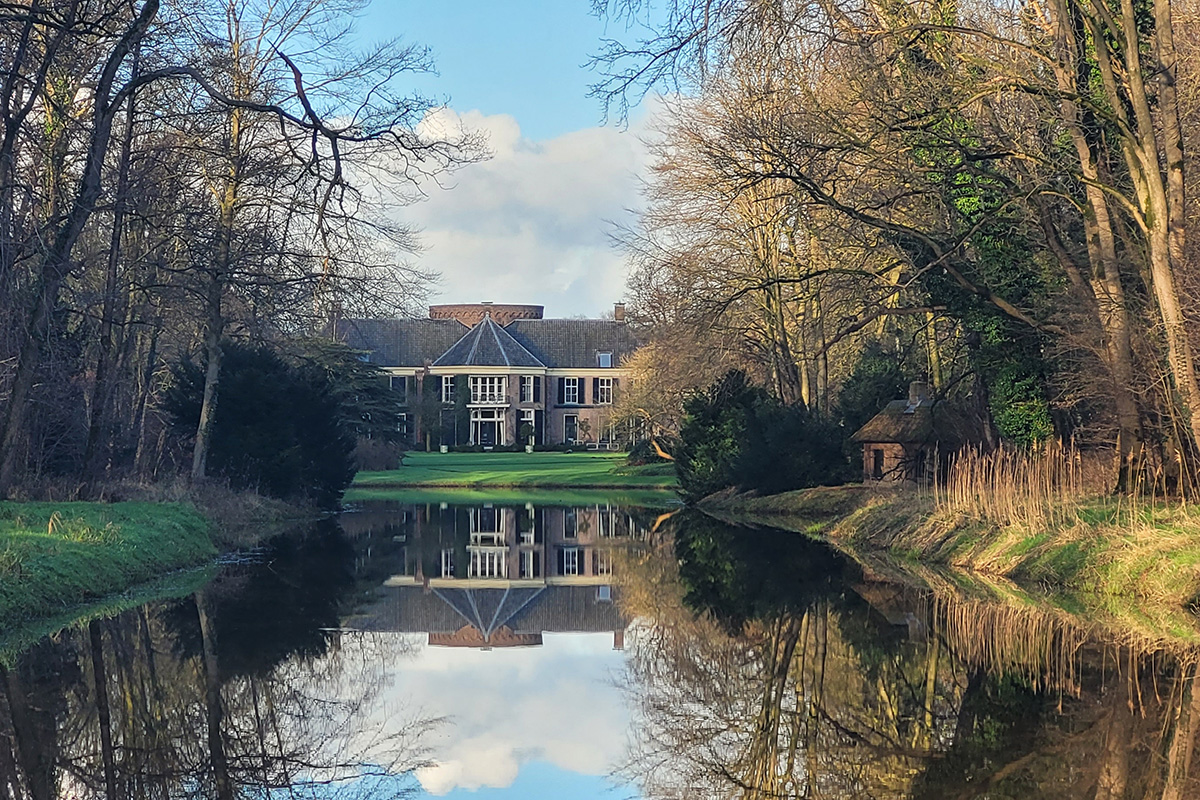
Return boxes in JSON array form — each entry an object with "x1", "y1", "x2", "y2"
[{"x1": 851, "y1": 399, "x2": 979, "y2": 447}]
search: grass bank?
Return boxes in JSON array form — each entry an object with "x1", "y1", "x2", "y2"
[
  {"x1": 354, "y1": 451, "x2": 679, "y2": 491},
  {"x1": 701, "y1": 485, "x2": 1200, "y2": 643},
  {"x1": 0, "y1": 502, "x2": 217, "y2": 639},
  {"x1": 0, "y1": 488, "x2": 315, "y2": 656}
]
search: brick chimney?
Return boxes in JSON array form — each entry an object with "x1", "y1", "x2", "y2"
[
  {"x1": 908, "y1": 381, "x2": 930, "y2": 406},
  {"x1": 613, "y1": 302, "x2": 626, "y2": 322}
]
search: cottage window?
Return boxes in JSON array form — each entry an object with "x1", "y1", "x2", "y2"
[
  {"x1": 470, "y1": 376, "x2": 506, "y2": 404},
  {"x1": 441, "y1": 376, "x2": 456, "y2": 404},
  {"x1": 872, "y1": 449, "x2": 884, "y2": 480},
  {"x1": 595, "y1": 377, "x2": 613, "y2": 405},
  {"x1": 597, "y1": 352, "x2": 613, "y2": 368},
  {"x1": 563, "y1": 377, "x2": 579, "y2": 404}
]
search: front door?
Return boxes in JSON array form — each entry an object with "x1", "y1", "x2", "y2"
[
  {"x1": 479, "y1": 421, "x2": 496, "y2": 446},
  {"x1": 564, "y1": 414, "x2": 578, "y2": 444}
]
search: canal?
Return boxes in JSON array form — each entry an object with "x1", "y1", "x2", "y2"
[{"x1": 1, "y1": 496, "x2": 1197, "y2": 798}]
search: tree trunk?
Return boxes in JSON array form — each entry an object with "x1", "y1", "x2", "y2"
[
  {"x1": 196, "y1": 592, "x2": 235, "y2": 800},
  {"x1": 88, "y1": 620, "x2": 119, "y2": 800},
  {"x1": 84, "y1": 44, "x2": 140, "y2": 487}
]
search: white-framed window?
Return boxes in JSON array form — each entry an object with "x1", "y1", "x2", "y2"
[
  {"x1": 390, "y1": 375, "x2": 408, "y2": 403},
  {"x1": 470, "y1": 376, "x2": 506, "y2": 404},
  {"x1": 596, "y1": 377, "x2": 613, "y2": 405},
  {"x1": 470, "y1": 507, "x2": 503, "y2": 537},
  {"x1": 520, "y1": 375, "x2": 534, "y2": 403},
  {"x1": 596, "y1": 550, "x2": 614, "y2": 576},
  {"x1": 564, "y1": 507, "x2": 578, "y2": 538},
  {"x1": 440, "y1": 548, "x2": 454, "y2": 578},
  {"x1": 520, "y1": 408, "x2": 536, "y2": 444},
  {"x1": 597, "y1": 352, "x2": 613, "y2": 368},
  {"x1": 397, "y1": 412, "x2": 409, "y2": 438},
  {"x1": 598, "y1": 505, "x2": 614, "y2": 538},
  {"x1": 441, "y1": 375, "x2": 456, "y2": 404},
  {"x1": 563, "y1": 377, "x2": 579, "y2": 404},
  {"x1": 561, "y1": 547, "x2": 581, "y2": 576},
  {"x1": 519, "y1": 550, "x2": 537, "y2": 579}
]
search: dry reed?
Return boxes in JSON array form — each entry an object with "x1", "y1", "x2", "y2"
[{"x1": 932, "y1": 441, "x2": 1112, "y2": 529}]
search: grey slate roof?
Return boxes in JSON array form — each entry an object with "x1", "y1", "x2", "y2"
[
  {"x1": 433, "y1": 316, "x2": 545, "y2": 368},
  {"x1": 505, "y1": 319, "x2": 637, "y2": 369},
  {"x1": 351, "y1": 584, "x2": 626, "y2": 636},
  {"x1": 337, "y1": 315, "x2": 638, "y2": 369},
  {"x1": 336, "y1": 317, "x2": 466, "y2": 367}
]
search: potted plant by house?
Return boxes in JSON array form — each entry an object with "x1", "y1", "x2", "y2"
[{"x1": 518, "y1": 421, "x2": 535, "y2": 453}]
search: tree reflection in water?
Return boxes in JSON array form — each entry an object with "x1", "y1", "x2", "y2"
[
  {"x1": 0, "y1": 521, "x2": 434, "y2": 799},
  {"x1": 617, "y1": 512, "x2": 1200, "y2": 799}
]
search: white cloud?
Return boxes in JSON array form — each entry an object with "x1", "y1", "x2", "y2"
[
  {"x1": 382, "y1": 632, "x2": 631, "y2": 796},
  {"x1": 399, "y1": 108, "x2": 655, "y2": 318}
]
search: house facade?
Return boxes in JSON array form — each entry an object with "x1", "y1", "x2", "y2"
[{"x1": 337, "y1": 302, "x2": 637, "y2": 448}]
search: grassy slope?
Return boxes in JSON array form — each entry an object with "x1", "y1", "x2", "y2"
[
  {"x1": 0, "y1": 502, "x2": 217, "y2": 634},
  {"x1": 354, "y1": 451, "x2": 679, "y2": 490},
  {"x1": 701, "y1": 485, "x2": 1200, "y2": 643}
]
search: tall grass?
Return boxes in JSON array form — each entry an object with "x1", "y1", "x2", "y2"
[{"x1": 932, "y1": 441, "x2": 1112, "y2": 528}]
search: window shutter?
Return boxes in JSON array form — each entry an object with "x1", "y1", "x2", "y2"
[
  {"x1": 535, "y1": 409, "x2": 545, "y2": 445},
  {"x1": 592, "y1": 377, "x2": 599, "y2": 404},
  {"x1": 534, "y1": 376, "x2": 542, "y2": 402},
  {"x1": 557, "y1": 378, "x2": 565, "y2": 405}
]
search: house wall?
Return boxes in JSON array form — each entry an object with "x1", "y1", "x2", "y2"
[
  {"x1": 861, "y1": 442, "x2": 908, "y2": 482},
  {"x1": 392, "y1": 369, "x2": 627, "y2": 448}
]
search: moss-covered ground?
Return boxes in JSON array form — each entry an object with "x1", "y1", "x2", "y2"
[
  {"x1": 700, "y1": 486, "x2": 1200, "y2": 644},
  {"x1": 354, "y1": 451, "x2": 679, "y2": 491},
  {"x1": 0, "y1": 502, "x2": 218, "y2": 641}
]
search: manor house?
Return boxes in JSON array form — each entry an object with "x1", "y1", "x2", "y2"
[{"x1": 337, "y1": 302, "x2": 636, "y2": 448}]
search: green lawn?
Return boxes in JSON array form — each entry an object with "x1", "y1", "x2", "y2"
[
  {"x1": 353, "y1": 451, "x2": 679, "y2": 490},
  {"x1": 0, "y1": 502, "x2": 217, "y2": 635},
  {"x1": 344, "y1": 485, "x2": 681, "y2": 508}
]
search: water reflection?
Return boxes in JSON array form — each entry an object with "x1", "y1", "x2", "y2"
[
  {"x1": 619, "y1": 511, "x2": 1200, "y2": 799},
  {"x1": 341, "y1": 501, "x2": 654, "y2": 650},
  {"x1": 0, "y1": 521, "x2": 427, "y2": 800},
  {"x1": 6, "y1": 502, "x2": 1200, "y2": 799}
]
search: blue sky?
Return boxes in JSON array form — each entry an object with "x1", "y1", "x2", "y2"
[
  {"x1": 355, "y1": 1, "x2": 661, "y2": 318},
  {"x1": 361, "y1": 0, "x2": 617, "y2": 142}
]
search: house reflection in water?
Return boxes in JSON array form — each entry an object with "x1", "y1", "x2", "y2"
[{"x1": 348, "y1": 503, "x2": 646, "y2": 650}]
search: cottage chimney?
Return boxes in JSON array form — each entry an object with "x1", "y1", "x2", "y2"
[
  {"x1": 908, "y1": 381, "x2": 930, "y2": 406},
  {"x1": 613, "y1": 302, "x2": 626, "y2": 322}
]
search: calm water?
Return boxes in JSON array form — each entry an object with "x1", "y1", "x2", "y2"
[{"x1": 2, "y1": 497, "x2": 1199, "y2": 799}]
